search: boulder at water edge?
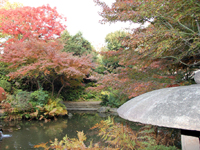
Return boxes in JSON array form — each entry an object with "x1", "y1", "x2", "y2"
[{"x1": 0, "y1": 87, "x2": 6, "y2": 102}]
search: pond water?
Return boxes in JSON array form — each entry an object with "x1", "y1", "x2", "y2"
[
  {"x1": 0, "y1": 112, "x2": 142, "y2": 150},
  {"x1": 0, "y1": 112, "x2": 181, "y2": 150}
]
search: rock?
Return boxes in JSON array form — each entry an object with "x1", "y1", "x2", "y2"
[
  {"x1": 97, "y1": 107, "x2": 110, "y2": 113},
  {"x1": 0, "y1": 87, "x2": 6, "y2": 102},
  {"x1": 68, "y1": 113, "x2": 73, "y2": 119},
  {"x1": 194, "y1": 70, "x2": 200, "y2": 84},
  {"x1": 110, "y1": 108, "x2": 118, "y2": 113}
]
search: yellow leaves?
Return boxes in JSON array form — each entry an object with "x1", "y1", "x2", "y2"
[
  {"x1": 1, "y1": 1, "x2": 23, "y2": 10},
  {"x1": 91, "y1": 117, "x2": 138, "y2": 149},
  {"x1": 77, "y1": 131, "x2": 87, "y2": 143},
  {"x1": 49, "y1": 108, "x2": 57, "y2": 116},
  {"x1": 35, "y1": 130, "x2": 117, "y2": 150},
  {"x1": 25, "y1": 98, "x2": 67, "y2": 121},
  {"x1": 30, "y1": 109, "x2": 38, "y2": 117},
  {"x1": 34, "y1": 142, "x2": 49, "y2": 150},
  {"x1": 42, "y1": 98, "x2": 68, "y2": 117}
]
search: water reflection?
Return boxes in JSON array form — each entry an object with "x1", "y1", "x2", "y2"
[
  {"x1": 0, "y1": 113, "x2": 181, "y2": 150},
  {"x1": 0, "y1": 113, "x2": 133, "y2": 150}
]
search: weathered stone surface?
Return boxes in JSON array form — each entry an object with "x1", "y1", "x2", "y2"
[
  {"x1": 117, "y1": 84, "x2": 200, "y2": 131},
  {"x1": 194, "y1": 70, "x2": 200, "y2": 84},
  {"x1": 64, "y1": 101, "x2": 101, "y2": 109},
  {"x1": 0, "y1": 87, "x2": 6, "y2": 102},
  {"x1": 97, "y1": 107, "x2": 110, "y2": 113}
]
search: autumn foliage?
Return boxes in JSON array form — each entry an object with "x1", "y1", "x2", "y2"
[
  {"x1": 89, "y1": 0, "x2": 200, "y2": 102},
  {"x1": 94, "y1": 0, "x2": 200, "y2": 69},
  {"x1": 0, "y1": 4, "x2": 66, "y2": 43},
  {"x1": 1, "y1": 38, "x2": 94, "y2": 97}
]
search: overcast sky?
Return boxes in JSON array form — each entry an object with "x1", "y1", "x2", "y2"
[{"x1": 8, "y1": 0, "x2": 141, "y2": 50}]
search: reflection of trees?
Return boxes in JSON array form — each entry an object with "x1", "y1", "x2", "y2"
[
  {"x1": 0, "y1": 119, "x2": 68, "y2": 149},
  {"x1": 44, "y1": 120, "x2": 68, "y2": 136},
  {"x1": 0, "y1": 114, "x2": 138, "y2": 149}
]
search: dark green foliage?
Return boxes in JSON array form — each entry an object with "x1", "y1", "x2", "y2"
[
  {"x1": 6, "y1": 89, "x2": 49, "y2": 112},
  {"x1": 61, "y1": 30, "x2": 93, "y2": 56},
  {"x1": 93, "y1": 64, "x2": 106, "y2": 74},
  {"x1": 61, "y1": 86, "x2": 85, "y2": 101},
  {"x1": 30, "y1": 89, "x2": 49, "y2": 107},
  {"x1": 0, "y1": 61, "x2": 10, "y2": 81},
  {"x1": 62, "y1": 83, "x2": 100, "y2": 102},
  {"x1": 100, "y1": 90, "x2": 128, "y2": 108},
  {"x1": 0, "y1": 79, "x2": 11, "y2": 92}
]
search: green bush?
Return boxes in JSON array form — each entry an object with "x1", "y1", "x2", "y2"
[
  {"x1": 30, "y1": 89, "x2": 49, "y2": 107},
  {"x1": 0, "y1": 80, "x2": 11, "y2": 92},
  {"x1": 6, "y1": 90, "x2": 32, "y2": 111},
  {"x1": 0, "y1": 61, "x2": 10, "y2": 81},
  {"x1": 100, "y1": 90, "x2": 127, "y2": 108}
]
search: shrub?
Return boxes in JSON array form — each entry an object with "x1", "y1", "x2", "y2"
[
  {"x1": 100, "y1": 90, "x2": 128, "y2": 108},
  {"x1": 35, "y1": 98, "x2": 67, "y2": 120},
  {"x1": 30, "y1": 89, "x2": 49, "y2": 107},
  {"x1": 2, "y1": 92, "x2": 67, "y2": 121},
  {"x1": 7, "y1": 90, "x2": 32, "y2": 111},
  {"x1": 0, "y1": 80, "x2": 11, "y2": 92},
  {"x1": 0, "y1": 61, "x2": 10, "y2": 81}
]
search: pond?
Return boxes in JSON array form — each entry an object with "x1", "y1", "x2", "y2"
[{"x1": 0, "y1": 112, "x2": 181, "y2": 150}]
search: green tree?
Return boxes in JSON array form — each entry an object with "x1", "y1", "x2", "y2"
[
  {"x1": 105, "y1": 30, "x2": 128, "y2": 51},
  {"x1": 97, "y1": 30, "x2": 129, "y2": 73},
  {"x1": 61, "y1": 30, "x2": 94, "y2": 56}
]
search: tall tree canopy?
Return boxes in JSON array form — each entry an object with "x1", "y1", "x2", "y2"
[
  {"x1": 0, "y1": 4, "x2": 66, "y2": 43},
  {"x1": 0, "y1": 0, "x2": 23, "y2": 39},
  {"x1": 61, "y1": 30, "x2": 93, "y2": 56},
  {"x1": 90, "y1": 0, "x2": 200, "y2": 101},
  {"x1": 98, "y1": 30, "x2": 129, "y2": 73},
  {"x1": 0, "y1": 5, "x2": 95, "y2": 98},
  {"x1": 105, "y1": 30, "x2": 128, "y2": 51},
  {"x1": 0, "y1": 0, "x2": 22, "y2": 9},
  {"x1": 94, "y1": 0, "x2": 200, "y2": 70}
]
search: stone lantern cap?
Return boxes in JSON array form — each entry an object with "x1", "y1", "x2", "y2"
[
  {"x1": 194, "y1": 70, "x2": 200, "y2": 84},
  {"x1": 117, "y1": 84, "x2": 200, "y2": 131}
]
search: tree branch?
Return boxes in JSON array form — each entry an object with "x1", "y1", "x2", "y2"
[{"x1": 177, "y1": 20, "x2": 196, "y2": 34}]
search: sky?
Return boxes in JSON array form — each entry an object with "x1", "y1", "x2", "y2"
[{"x1": 8, "y1": 0, "x2": 142, "y2": 50}]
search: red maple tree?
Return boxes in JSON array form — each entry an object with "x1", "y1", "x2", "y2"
[
  {"x1": 1, "y1": 38, "x2": 94, "y2": 97},
  {"x1": 0, "y1": 5, "x2": 95, "y2": 97},
  {"x1": 0, "y1": 4, "x2": 66, "y2": 43}
]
